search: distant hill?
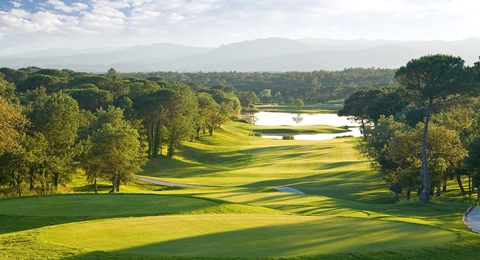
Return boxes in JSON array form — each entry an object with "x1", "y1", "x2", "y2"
[{"x1": 1, "y1": 37, "x2": 479, "y2": 72}]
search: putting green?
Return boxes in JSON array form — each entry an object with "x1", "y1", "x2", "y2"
[
  {"x1": 0, "y1": 194, "x2": 218, "y2": 216},
  {"x1": 39, "y1": 214, "x2": 457, "y2": 258}
]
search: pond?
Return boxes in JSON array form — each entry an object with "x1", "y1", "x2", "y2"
[{"x1": 243, "y1": 112, "x2": 361, "y2": 140}]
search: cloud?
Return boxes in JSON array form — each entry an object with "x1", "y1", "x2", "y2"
[
  {"x1": 10, "y1": 1, "x2": 22, "y2": 8},
  {"x1": 1, "y1": 0, "x2": 480, "y2": 55},
  {"x1": 46, "y1": 0, "x2": 89, "y2": 13}
]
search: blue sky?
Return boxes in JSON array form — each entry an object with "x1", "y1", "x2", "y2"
[{"x1": 1, "y1": 0, "x2": 480, "y2": 55}]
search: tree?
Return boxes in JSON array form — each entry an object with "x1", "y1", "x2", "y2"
[
  {"x1": 88, "y1": 124, "x2": 145, "y2": 192},
  {"x1": 196, "y1": 92, "x2": 220, "y2": 136},
  {"x1": 0, "y1": 133, "x2": 48, "y2": 196},
  {"x1": 162, "y1": 84, "x2": 198, "y2": 157},
  {"x1": 274, "y1": 92, "x2": 283, "y2": 104},
  {"x1": 384, "y1": 122, "x2": 467, "y2": 201},
  {"x1": 237, "y1": 90, "x2": 259, "y2": 109},
  {"x1": 0, "y1": 96, "x2": 28, "y2": 156},
  {"x1": 66, "y1": 87, "x2": 113, "y2": 112},
  {"x1": 432, "y1": 106, "x2": 476, "y2": 194},
  {"x1": 293, "y1": 98, "x2": 304, "y2": 110},
  {"x1": 258, "y1": 89, "x2": 272, "y2": 103},
  {"x1": 0, "y1": 73, "x2": 16, "y2": 100},
  {"x1": 133, "y1": 89, "x2": 175, "y2": 158},
  {"x1": 465, "y1": 137, "x2": 480, "y2": 199},
  {"x1": 28, "y1": 92, "x2": 81, "y2": 189},
  {"x1": 338, "y1": 90, "x2": 374, "y2": 139},
  {"x1": 395, "y1": 54, "x2": 473, "y2": 203}
]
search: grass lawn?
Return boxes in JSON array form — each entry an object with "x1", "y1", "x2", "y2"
[
  {"x1": 251, "y1": 124, "x2": 350, "y2": 135},
  {"x1": 0, "y1": 120, "x2": 479, "y2": 259},
  {"x1": 38, "y1": 214, "x2": 456, "y2": 258}
]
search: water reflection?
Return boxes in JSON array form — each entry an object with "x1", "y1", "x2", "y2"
[
  {"x1": 292, "y1": 114, "x2": 304, "y2": 124},
  {"x1": 243, "y1": 112, "x2": 361, "y2": 140}
]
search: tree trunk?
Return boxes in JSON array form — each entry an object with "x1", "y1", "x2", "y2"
[
  {"x1": 477, "y1": 185, "x2": 480, "y2": 200},
  {"x1": 29, "y1": 167, "x2": 35, "y2": 191},
  {"x1": 420, "y1": 99, "x2": 433, "y2": 203},
  {"x1": 153, "y1": 122, "x2": 161, "y2": 157},
  {"x1": 393, "y1": 192, "x2": 399, "y2": 202},
  {"x1": 40, "y1": 170, "x2": 46, "y2": 195},
  {"x1": 360, "y1": 118, "x2": 367, "y2": 140},
  {"x1": 442, "y1": 175, "x2": 447, "y2": 192},
  {"x1": 435, "y1": 183, "x2": 441, "y2": 197},
  {"x1": 456, "y1": 174, "x2": 465, "y2": 197},
  {"x1": 116, "y1": 179, "x2": 120, "y2": 192},
  {"x1": 94, "y1": 177, "x2": 98, "y2": 194},
  {"x1": 111, "y1": 173, "x2": 117, "y2": 193},
  {"x1": 468, "y1": 174, "x2": 472, "y2": 196},
  {"x1": 406, "y1": 188, "x2": 411, "y2": 200},
  {"x1": 53, "y1": 172, "x2": 59, "y2": 190}
]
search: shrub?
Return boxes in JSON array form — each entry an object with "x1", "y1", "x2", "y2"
[{"x1": 249, "y1": 132, "x2": 262, "y2": 137}]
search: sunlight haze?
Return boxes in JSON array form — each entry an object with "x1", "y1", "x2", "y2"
[{"x1": 1, "y1": 0, "x2": 479, "y2": 55}]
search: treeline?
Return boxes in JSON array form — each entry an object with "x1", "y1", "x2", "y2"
[
  {"x1": 340, "y1": 54, "x2": 480, "y2": 202},
  {"x1": 0, "y1": 67, "x2": 242, "y2": 196},
  {"x1": 123, "y1": 68, "x2": 397, "y2": 103}
]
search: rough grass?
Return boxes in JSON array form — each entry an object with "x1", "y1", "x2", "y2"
[{"x1": 0, "y1": 120, "x2": 479, "y2": 259}]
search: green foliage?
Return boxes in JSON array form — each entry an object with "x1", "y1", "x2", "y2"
[
  {"x1": 66, "y1": 87, "x2": 113, "y2": 112},
  {"x1": 28, "y1": 92, "x2": 81, "y2": 189},
  {"x1": 124, "y1": 68, "x2": 397, "y2": 103},
  {"x1": 249, "y1": 132, "x2": 262, "y2": 137},
  {"x1": 395, "y1": 54, "x2": 475, "y2": 203},
  {"x1": 292, "y1": 98, "x2": 304, "y2": 110},
  {"x1": 0, "y1": 96, "x2": 27, "y2": 156},
  {"x1": 282, "y1": 134, "x2": 294, "y2": 140},
  {"x1": 87, "y1": 123, "x2": 146, "y2": 192}
]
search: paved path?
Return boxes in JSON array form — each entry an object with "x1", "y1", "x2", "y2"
[
  {"x1": 138, "y1": 177, "x2": 305, "y2": 194},
  {"x1": 464, "y1": 206, "x2": 480, "y2": 233},
  {"x1": 275, "y1": 187, "x2": 305, "y2": 194}
]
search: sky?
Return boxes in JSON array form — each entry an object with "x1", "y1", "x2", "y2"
[{"x1": 1, "y1": 0, "x2": 480, "y2": 55}]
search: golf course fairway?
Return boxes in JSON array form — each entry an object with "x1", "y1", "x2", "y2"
[{"x1": 38, "y1": 214, "x2": 456, "y2": 258}]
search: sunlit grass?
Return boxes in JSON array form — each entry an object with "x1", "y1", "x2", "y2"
[
  {"x1": 251, "y1": 124, "x2": 349, "y2": 134},
  {"x1": 38, "y1": 214, "x2": 456, "y2": 258},
  {"x1": 0, "y1": 194, "x2": 219, "y2": 217},
  {"x1": 1, "y1": 120, "x2": 479, "y2": 259}
]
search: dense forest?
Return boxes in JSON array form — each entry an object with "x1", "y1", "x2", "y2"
[
  {"x1": 0, "y1": 66, "x2": 243, "y2": 196},
  {"x1": 2, "y1": 54, "x2": 480, "y2": 203},
  {"x1": 123, "y1": 68, "x2": 397, "y2": 103},
  {"x1": 1, "y1": 66, "x2": 397, "y2": 196}
]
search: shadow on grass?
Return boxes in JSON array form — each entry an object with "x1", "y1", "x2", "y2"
[
  {"x1": 0, "y1": 194, "x2": 220, "y2": 235},
  {"x1": 63, "y1": 216, "x2": 456, "y2": 259}
]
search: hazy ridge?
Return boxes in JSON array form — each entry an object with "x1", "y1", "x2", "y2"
[{"x1": 1, "y1": 37, "x2": 479, "y2": 72}]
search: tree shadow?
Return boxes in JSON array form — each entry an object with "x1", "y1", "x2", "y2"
[{"x1": 63, "y1": 216, "x2": 456, "y2": 259}]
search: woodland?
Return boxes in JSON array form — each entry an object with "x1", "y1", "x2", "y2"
[{"x1": 1, "y1": 54, "x2": 480, "y2": 204}]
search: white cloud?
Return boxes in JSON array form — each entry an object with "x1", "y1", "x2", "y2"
[
  {"x1": 46, "y1": 0, "x2": 89, "y2": 13},
  {"x1": 10, "y1": 1, "x2": 22, "y2": 8},
  {"x1": 1, "y1": 0, "x2": 480, "y2": 54}
]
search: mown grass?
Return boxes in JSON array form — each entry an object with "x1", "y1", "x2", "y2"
[
  {"x1": 251, "y1": 124, "x2": 349, "y2": 134},
  {"x1": 38, "y1": 214, "x2": 455, "y2": 258},
  {"x1": 0, "y1": 120, "x2": 479, "y2": 259}
]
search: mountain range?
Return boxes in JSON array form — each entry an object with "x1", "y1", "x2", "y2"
[{"x1": 1, "y1": 37, "x2": 480, "y2": 73}]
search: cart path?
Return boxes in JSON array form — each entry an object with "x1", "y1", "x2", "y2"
[
  {"x1": 137, "y1": 177, "x2": 305, "y2": 194},
  {"x1": 464, "y1": 206, "x2": 480, "y2": 233}
]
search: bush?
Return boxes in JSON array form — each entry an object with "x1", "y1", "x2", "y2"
[
  {"x1": 282, "y1": 135, "x2": 294, "y2": 140},
  {"x1": 249, "y1": 132, "x2": 262, "y2": 137}
]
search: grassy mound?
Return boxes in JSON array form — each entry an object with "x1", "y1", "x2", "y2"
[
  {"x1": 39, "y1": 214, "x2": 456, "y2": 258},
  {"x1": 0, "y1": 194, "x2": 218, "y2": 217}
]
